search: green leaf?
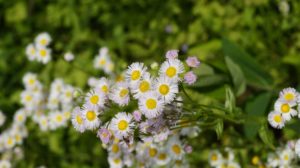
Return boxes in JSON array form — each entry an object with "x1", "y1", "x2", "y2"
[
  {"x1": 215, "y1": 119, "x2": 224, "y2": 139},
  {"x1": 225, "y1": 56, "x2": 246, "y2": 96},
  {"x1": 258, "y1": 124, "x2": 275, "y2": 149},
  {"x1": 191, "y1": 74, "x2": 228, "y2": 88},
  {"x1": 222, "y1": 38, "x2": 273, "y2": 89},
  {"x1": 225, "y1": 86, "x2": 235, "y2": 114},
  {"x1": 244, "y1": 92, "x2": 271, "y2": 139}
]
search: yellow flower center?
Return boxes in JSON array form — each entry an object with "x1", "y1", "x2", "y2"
[
  {"x1": 119, "y1": 89, "x2": 129, "y2": 98},
  {"x1": 112, "y1": 144, "x2": 119, "y2": 153},
  {"x1": 131, "y1": 70, "x2": 141, "y2": 80},
  {"x1": 17, "y1": 115, "x2": 23, "y2": 121},
  {"x1": 118, "y1": 120, "x2": 128, "y2": 131},
  {"x1": 139, "y1": 81, "x2": 150, "y2": 93},
  {"x1": 113, "y1": 158, "x2": 121, "y2": 164},
  {"x1": 65, "y1": 91, "x2": 72, "y2": 98},
  {"x1": 86, "y1": 111, "x2": 96, "y2": 121},
  {"x1": 30, "y1": 48, "x2": 35, "y2": 55},
  {"x1": 56, "y1": 115, "x2": 63, "y2": 122},
  {"x1": 284, "y1": 154, "x2": 289, "y2": 160},
  {"x1": 211, "y1": 154, "x2": 218, "y2": 161},
  {"x1": 99, "y1": 58, "x2": 106, "y2": 65},
  {"x1": 29, "y1": 79, "x2": 35, "y2": 85},
  {"x1": 158, "y1": 153, "x2": 166, "y2": 160},
  {"x1": 90, "y1": 95, "x2": 99, "y2": 104},
  {"x1": 15, "y1": 135, "x2": 21, "y2": 141},
  {"x1": 172, "y1": 144, "x2": 181, "y2": 155},
  {"x1": 274, "y1": 115, "x2": 282, "y2": 123},
  {"x1": 166, "y1": 66, "x2": 177, "y2": 77},
  {"x1": 149, "y1": 148, "x2": 157, "y2": 157},
  {"x1": 101, "y1": 85, "x2": 108, "y2": 93},
  {"x1": 252, "y1": 156, "x2": 259, "y2": 165},
  {"x1": 284, "y1": 93, "x2": 294, "y2": 101},
  {"x1": 40, "y1": 49, "x2": 47, "y2": 57},
  {"x1": 159, "y1": 84, "x2": 169, "y2": 95},
  {"x1": 146, "y1": 98, "x2": 157, "y2": 109},
  {"x1": 7, "y1": 138, "x2": 13, "y2": 145},
  {"x1": 76, "y1": 115, "x2": 83, "y2": 124},
  {"x1": 40, "y1": 38, "x2": 47, "y2": 45},
  {"x1": 281, "y1": 104, "x2": 290, "y2": 113},
  {"x1": 25, "y1": 95, "x2": 32, "y2": 102}
]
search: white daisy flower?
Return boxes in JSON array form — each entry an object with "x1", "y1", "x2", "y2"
[
  {"x1": 279, "y1": 148, "x2": 294, "y2": 166},
  {"x1": 81, "y1": 104, "x2": 101, "y2": 130},
  {"x1": 35, "y1": 32, "x2": 51, "y2": 48},
  {"x1": 94, "y1": 53, "x2": 110, "y2": 70},
  {"x1": 268, "y1": 111, "x2": 285, "y2": 129},
  {"x1": 36, "y1": 47, "x2": 51, "y2": 64},
  {"x1": 167, "y1": 136, "x2": 184, "y2": 159},
  {"x1": 267, "y1": 153, "x2": 280, "y2": 168},
  {"x1": 37, "y1": 115, "x2": 49, "y2": 131},
  {"x1": 22, "y1": 73, "x2": 38, "y2": 89},
  {"x1": 13, "y1": 109, "x2": 26, "y2": 125},
  {"x1": 0, "y1": 111, "x2": 6, "y2": 127},
  {"x1": 94, "y1": 77, "x2": 110, "y2": 95},
  {"x1": 131, "y1": 72, "x2": 153, "y2": 99},
  {"x1": 295, "y1": 139, "x2": 300, "y2": 157},
  {"x1": 279, "y1": 87, "x2": 298, "y2": 104},
  {"x1": 209, "y1": 150, "x2": 223, "y2": 167},
  {"x1": 85, "y1": 90, "x2": 106, "y2": 108},
  {"x1": 25, "y1": 43, "x2": 36, "y2": 61},
  {"x1": 154, "y1": 76, "x2": 178, "y2": 103},
  {"x1": 159, "y1": 59, "x2": 184, "y2": 81},
  {"x1": 11, "y1": 130, "x2": 23, "y2": 145},
  {"x1": 146, "y1": 144, "x2": 158, "y2": 160},
  {"x1": 47, "y1": 93, "x2": 60, "y2": 110},
  {"x1": 0, "y1": 160, "x2": 11, "y2": 168},
  {"x1": 110, "y1": 112, "x2": 134, "y2": 139},
  {"x1": 155, "y1": 150, "x2": 171, "y2": 166},
  {"x1": 51, "y1": 79, "x2": 64, "y2": 93},
  {"x1": 139, "y1": 91, "x2": 164, "y2": 119},
  {"x1": 64, "y1": 52, "x2": 74, "y2": 62},
  {"x1": 61, "y1": 85, "x2": 75, "y2": 104},
  {"x1": 109, "y1": 82, "x2": 130, "y2": 106},
  {"x1": 126, "y1": 62, "x2": 147, "y2": 86},
  {"x1": 108, "y1": 156, "x2": 123, "y2": 168},
  {"x1": 274, "y1": 100, "x2": 297, "y2": 121},
  {"x1": 71, "y1": 107, "x2": 85, "y2": 133},
  {"x1": 49, "y1": 111, "x2": 66, "y2": 130},
  {"x1": 4, "y1": 134, "x2": 15, "y2": 149},
  {"x1": 103, "y1": 60, "x2": 114, "y2": 74}
]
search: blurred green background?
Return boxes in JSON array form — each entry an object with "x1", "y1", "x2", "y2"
[{"x1": 1, "y1": 0, "x2": 300, "y2": 167}]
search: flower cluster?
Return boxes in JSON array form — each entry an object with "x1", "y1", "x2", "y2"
[
  {"x1": 21, "y1": 73, "x2": 76, "y2": 131},
  {"x1": 268, "y1": 87, "x2": 299, "y2": 129},
  {"x1": 25, "y1": 32, "x2": 52, "y2": 64},
  {"x1": 94, "y1": 47, "x2": 115, "y2": 74},
  {"x1": 208, "y1": 148, "x2": 240, "y2": 168},
  {"x1": 72, "y1": 50, "x2": 201, "y2": 167}
]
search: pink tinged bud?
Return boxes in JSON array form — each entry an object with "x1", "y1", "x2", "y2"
[
  {"x1": 184, "y1": 145, "x2": 193, "y2": 153},
  {"x1": 97, "y1": 128, "x2": 111, "y2": 144},
  {"x1": 133, "y1": 110, "x2": 142, "y2": 122},
  {"x1": 184, "y1": 71, "x2": 197, "y2": 85},
  {"x1": 165, "y1": 50, "x2": 179, "y2": 59},
  {"x1": 186, "y1": 56, "x2": 200, "y2": 68}
]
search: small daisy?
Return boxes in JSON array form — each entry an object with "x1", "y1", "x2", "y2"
[
  {"x1": 126, "y1": 62, "x2": 147, "y2": 86},
  {"x1": 110, "y1": 112, "x2": 134, "y2": 138},
  {"x1": 109, "y1": 82, "x2": 130, "y2": 106},
  {"x1": 81, "y1": 105, "x2": 101, "y2": 130},
  {"x1": 109, "y1": 142, "x2": 122, "y2": 156},
  {"x1": 37, "y1": 115, "x2": 49, "y2": 131},
  {"x1": 108, "y1": 156, "x2": 123, "y2": 168},
  {"x1": 49, "y1": 111, "x2": 66, "y2": 130},
  {"x1": 184, "y1": 71, "x2": 197, "y2": 85},
  {"x1": 155, "y1": 150, "x2": 171, "y2": 166},
  {"x1": 25, "y1": 43, "x2": 36, "y2": 61},
  {"x1": 64, "y1": 52, "x2": 74, "y2": 62},
  {"x1": 167, "y1": 136, "x2": 184, "y2": 159},
  {"x1": 159, "y1": 59, "x2": 184, "y2": 81},
  {"x1": 186, "y1": 56, "x2": 200, "y2": 68},
  {"x1": 22, "y1": 73, "x2": 38, "y2": 89},
  {"x1": 85, "y1": 90, "x2": 106, "y2": 108},
  {"x1": 13, "y1": 109, "x2": 26, "y2": 125},
  {"x1": 4, "y1": 134, "x2": 15, "y2": 149},
  {"x1": 209, "y1": 150, "x2": 223, "y2": 167},
  {"x1": 95, "y1": 77, "x2": 110, "y2": 95},
  {"x1": 35, "y1": 32, "x2": 51, "y2": 47},
  {"x1": 132, "y1": 73, "x2": 153, "y2": 99},
  {"x1": 94, "y1": 53, "x2": 110, "y2": 70},
  {"x1": 97, "y1": 128, "x2": 112, "y2": 144},
  {"x1": 146, "y1": 144, "x2": 158, "y2": 160},
  {"x1": 279, "y1": 87, "x2": 298, "y2": 104},
  {"x1": 268, "y1": 111, "x2": 285, "y2": 129},
  {"x1": 279, "y1": 148, "x2": 293, "y2": 166},
  {"x1": 0, "y1": 160, "x2": 11, "y2": 168},
  {"x1": 274, "y1": 100, "x2": 297, "y2": 121},
  {"x1": 139, "y1": 91, "x2": 164, "y2": 119},
  {"x1": 36, "y1": 47, "x2": 51, "y2": 64},
  {"x1": 165, "y1": 49, "x2": 179, "y2": 60},
  {"x1": 154, "y1": 76, "x2": 178, "y2": 103},
  {"x1": 71, "y1": 107, "x2": 85, "y2": 133}
]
